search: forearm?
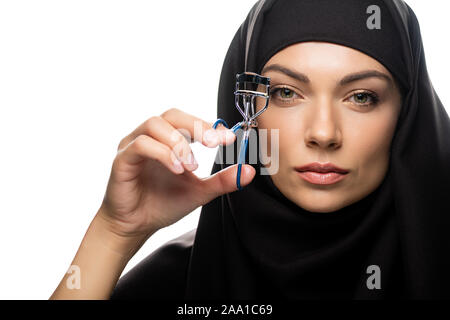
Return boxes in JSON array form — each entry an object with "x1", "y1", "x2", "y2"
[{"x1": 49, "y1": 207, "x2": 152, "y2": 300}]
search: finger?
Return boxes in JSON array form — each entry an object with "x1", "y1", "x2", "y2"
[
  {"x1": 116, "y1": 134, "x2": 185, "y2": 175},
  {"x1": 198, "y1": 164, "x2": 256, "y2": 204},
  {"x1": 119, "y1": 109, "x2": 234, "y2": 150},
  {"x1": 160, "y1": 108, "x2": 236, "y2": 147},
  {"x1": 121, "y1": 116, "x2": 198, "y2": 171}
]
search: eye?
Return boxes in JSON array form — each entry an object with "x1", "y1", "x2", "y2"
[
  {"x1": 279, "y1": 88, "x2": 294, "y2": 99},
  {"x1": 269, "y1": 86, "x2": 301, "y2": 104},
  {"x1": 348, "y1": 91, "x2": 379, "y2": 107}
]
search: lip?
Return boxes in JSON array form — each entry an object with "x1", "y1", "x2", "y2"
[{"x1": 295, "y1": 162, "x2": 349, "y2": 185}]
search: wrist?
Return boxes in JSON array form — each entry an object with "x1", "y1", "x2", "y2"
[{"x1": 88, "y1": 207, "x2": 154, "y2": 262}]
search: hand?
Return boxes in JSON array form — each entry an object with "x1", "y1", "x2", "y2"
[{"x1": 98, "y1": 108, "x2": 256, "y2": 242}]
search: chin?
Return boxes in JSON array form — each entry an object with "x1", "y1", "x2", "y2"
[
  {"x1": 298, "y1": 202, "x2": 343, "y2": 213},
  {"x1": 289, "y1": 189, "x2": 348, "y2": 213},
  {"x1": 273, "y1": 174, "x2": 352, "y2": 213}
]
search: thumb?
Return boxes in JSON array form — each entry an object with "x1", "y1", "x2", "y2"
[{"x1": 200, "y1": 164, "x2": 256, "y2": 203}]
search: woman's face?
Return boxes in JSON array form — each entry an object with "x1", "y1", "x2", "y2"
[{"x1": 256, "y1": 41, "x2": 402, "y2": 213}]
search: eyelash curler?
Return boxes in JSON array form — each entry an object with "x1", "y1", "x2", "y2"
[{"x1": 212, "y1": 72, "x2": 271, "y2": 190}]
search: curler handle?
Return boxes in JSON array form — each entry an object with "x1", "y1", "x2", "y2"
[{"x1": 212, "y1": 118, "x2": 248, "y2": 190}]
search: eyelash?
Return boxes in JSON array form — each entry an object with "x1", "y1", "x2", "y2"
[
  {"x1": 348, "y1": 90, "x2": 380, "y2": 107},
  {"x1": 269, "y1": 86, "x2": 380, "y2": 107}
]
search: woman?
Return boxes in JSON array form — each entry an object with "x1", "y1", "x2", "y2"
[{"x1": 50, "y1": 0, "x2": 450, "y2": 299}]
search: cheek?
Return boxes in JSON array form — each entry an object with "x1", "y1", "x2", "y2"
[
  {"x1": 257, "y1": 108, "x2": 300, "y2": 161},
  {"x1": 346, "y1": 108, "x2": 398, "y2": 181}
]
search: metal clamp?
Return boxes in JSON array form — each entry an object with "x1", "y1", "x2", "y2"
[{"x1": 212, "y1": 72, "x2": 270, "y2": 190}]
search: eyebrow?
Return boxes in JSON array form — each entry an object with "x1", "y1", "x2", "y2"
[{"x1": 261, "y1": 64, "x2": 393, "y2": 86}]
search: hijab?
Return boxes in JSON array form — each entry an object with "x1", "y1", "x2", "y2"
[{"x1": 185, "y1": 0, "x2": 450, "y2": 299}]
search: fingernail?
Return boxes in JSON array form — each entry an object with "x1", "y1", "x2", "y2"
[
  {"x1": 244, "y1": 165, "x2": 253, "y2": 175},
  {"x1": 222, "y1": 129, "x2": 236, "y2": 144},
  {"x1": 172, "y1": 158, "x2": 184, "y2": 173},
  {"x1": 203, "y1": 129, "x2": 219, "y2": 146},
  {"x1": 186, "y1": 153, "x2": 198, "y2": 170}
]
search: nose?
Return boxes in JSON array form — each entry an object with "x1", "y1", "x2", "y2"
[{"x1": 304, "y1": 102, "x2": 342, "y2": 150}]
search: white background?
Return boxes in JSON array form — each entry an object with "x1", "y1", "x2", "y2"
[{"x1": 0, "y1": 0, "x2": 448, "y2": 299}]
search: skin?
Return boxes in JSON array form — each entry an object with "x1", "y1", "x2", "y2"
[
  {"x1": 49, "y1": 41, "x2": 402, "y2": 299},
  {"x1": 256, "y1": 41, "x2": 403, "y2": 213},
  {"x1": 50, "y1": 110, "x2": 248, "y2": 299}
]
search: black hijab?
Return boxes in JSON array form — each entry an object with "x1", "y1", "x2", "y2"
[{"x1": 185, "y1": 0, "x2": 450, "y2": 299}]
